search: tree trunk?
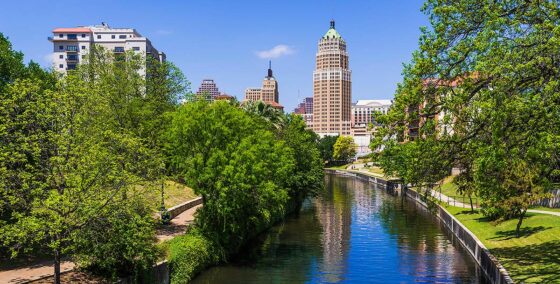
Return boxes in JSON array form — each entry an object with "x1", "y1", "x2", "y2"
[
  {"x1": 515, "y1": 209, "x2": 526, "y2": 238},
  {"x1": 469, "y1": 195, "x2": 474, "y2": 213},
  {"x1": 54, "y1": 249, "x2": 61, "y2": 284}
]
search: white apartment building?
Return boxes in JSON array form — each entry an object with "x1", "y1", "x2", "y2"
[
  {"x1": 351, "y1": 99, "x2": 392, "y2": 127},
  {"x1": 48, "y1": 22, "x2": 165, "y2": 76}
]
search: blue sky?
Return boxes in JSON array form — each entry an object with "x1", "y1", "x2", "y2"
[{"x1": 0, "y1": 0, "x2": 428, "y2": 111}]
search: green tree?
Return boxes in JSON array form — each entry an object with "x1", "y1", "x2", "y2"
[
  {"x1": 242, "y1": 100, "x2": 286, "y2": 130},
  {"x1": 317, "y1": 135, "x2": 338, "y2": 162},
  {"x1": 333, "y1": 136, "x2": 357, "y2": 162},
  {"x1": 165, "y1": 101, "x2": 295, "y2": 251},
  {"x1": 279, "y1": 114, "x2": 324, "y2": 210},
  {"x1": 374, "y1": 0, "x2": 560, "y2": 233}
]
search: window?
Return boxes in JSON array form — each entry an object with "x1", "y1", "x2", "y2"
[
  {"x1": 67, "y1": 34, "x2": 77, "y2": 40},
  {"x1": 132, "y1": 47, "x2": 140, "y2": 51},
  {"x1": 67, "y1": 54, "x2": 78, "y2": 61},
  {"x1": 114, "y1": 47, "x2": 125, "y2": 53},
  {"x1": 81, "y1": 45, "x2": 86, "y2": 50},
  {"x1": 59, "y1": 54, "x2": 63, "y2": 59},
  {"x1": 119, "y1": 35, "x2": 126, "y2": 39},
  {"x1": 81, "y1": 34, "x2": 86, "y2": 38},
  {"x1": 59, "y1": 34, "x2": 63, "y2": 38},
  {"x1": 59, "y1": 64, "x2": 63, "y2": 68},
  {"x1": 97, "y1": 35, "x2": 101, "y2": 39},
  {"x1": 111, "y1": 35, "x2": 115, "y2": 39},
  {"x1": 59, "y1": 45, "x2": 63, "y2": 50},
  {"x1": 67, "y1": 64, "x2": 76, "y2": 70},
  {"x1": 66, "y1": 46, "x2": 79, "y2": 52}
]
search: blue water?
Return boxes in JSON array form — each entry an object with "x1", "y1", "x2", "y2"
[{"x1": 191, "y1": 174, "x2": 487, "y2": 283}]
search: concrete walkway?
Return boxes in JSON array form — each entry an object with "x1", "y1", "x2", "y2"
[
  {"x1": 431, "y1": 189, "x2": 560, "y2": 217},
  {"x1": 0, "y1": 203, "x2": 201, "y2": 284},
  {"x1": 0, "y1": 261, "x2": 75, "y2": 284}
]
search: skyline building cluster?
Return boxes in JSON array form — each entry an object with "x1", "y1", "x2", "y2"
[{"x1": 48, "y1": 21, "x2": 391, "y2": 143}]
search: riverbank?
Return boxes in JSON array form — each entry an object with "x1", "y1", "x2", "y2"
[{"x1": 332, "y1": 168, "x2": 560, "y2": 283}]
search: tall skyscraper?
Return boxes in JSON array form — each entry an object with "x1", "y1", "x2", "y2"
[
  {"x1": 293, "y1": 97, "x2": 314, "y2": 128},
  {"x1": 312, "y1": 20, "x2": 352, "y2": 136},
  {"x1": 244, "y1": 61, "x2": 283, "y2": 110},
  {"x1": 196, "y1": 79, "x2": 221, "y2": 101},
  {"x1": 48, "y1": 22, "x2": 165, "y2": 75}
]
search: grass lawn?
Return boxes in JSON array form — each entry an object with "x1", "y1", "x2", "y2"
[
  {"x1": 445, "y1": 205, "x2": 560, "y2": 283},
  {"x1": 366, "y1": 166, "x2": 385, "y2": 176},
  {"x1": 142, "y1": 180, "x2": 198, "y2": 210},
  {"x1": 437, "y1": 176, "x2": 459, "y2": 197}
]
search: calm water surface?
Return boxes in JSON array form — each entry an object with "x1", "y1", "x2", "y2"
[{"x1": 192, "y1": 174, "x2": 487, "y2": 283}]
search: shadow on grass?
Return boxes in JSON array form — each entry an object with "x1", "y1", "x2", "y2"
[
  {"x1": 491, "y1": 240, "x2": 560, "y2": 283},
  {"x1": 488, "y1": 226, "x2": 552, "y2": 240}
]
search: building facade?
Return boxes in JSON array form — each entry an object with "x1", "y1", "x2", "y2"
[
  {"x1": 351, "y1": 99, "x2": 392, "y2": 127},
  {"x1": 294, "y1": 97, "x2": 314, "y2": 128},
  {"x1": 312, "y1": 20, "x2": 352, "y2": 136},
  {"x1": 196, "y1": 79, "x2": 221, "y2": 101},
  {"x1": 244, "y1": 62, "x2": 283, "y2": 110},
  {"x1": 49, "y1": 22, "x2": 165, "y2": 75}
]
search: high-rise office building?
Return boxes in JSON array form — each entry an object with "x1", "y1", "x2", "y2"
[
  {"x1": 244, "y1": 62, "x2": 283, "y2": 110},
  {"x1": 312, "y1": 20, "x2": 352, "y2": 136},
  {"x1": 294, "y1": 97, "x2": 314, "y2": 128},
  {"x1": 49, "y1": 22, "x2": 165, "y2": 75},
  {"x1": 196, "y1": 79, "x2": 221, "y2": 101}
]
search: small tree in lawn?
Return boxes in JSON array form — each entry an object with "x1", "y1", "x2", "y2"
[{"x1": 333, "y1": 136, "x2": 357, "y2": 163}]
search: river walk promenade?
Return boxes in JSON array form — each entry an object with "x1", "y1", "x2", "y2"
[{"x1": 0, "y1": 202, "x2": 201, "y2": 284}]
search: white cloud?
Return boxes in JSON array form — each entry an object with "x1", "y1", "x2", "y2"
[
  {"x1": 256, "y1": 45, "x2": 295, "y2": 59},
  {"x1": 155, "y1": 29, "x2": 173, "y2": 36}
]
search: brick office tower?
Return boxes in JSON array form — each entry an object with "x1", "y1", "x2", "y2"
[{"x1": 312, "y1": 20, "x2": 352, "y2": 136}]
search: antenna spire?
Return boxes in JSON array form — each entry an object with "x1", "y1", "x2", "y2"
[
  {"x1": 330, "y1": 19, "x2": 335, "y2": 29},
  {"x1": 267, "y1": 60, "x2": 273, "y2": 78}
]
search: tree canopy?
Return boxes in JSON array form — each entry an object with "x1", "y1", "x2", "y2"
[{"x1": 374, "y1": 0, "x2": 560, "y2": 236}]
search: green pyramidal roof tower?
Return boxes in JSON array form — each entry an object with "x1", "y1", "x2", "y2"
[{"x1": 323, "y1": 19, "x2": 343, "y2": 40}]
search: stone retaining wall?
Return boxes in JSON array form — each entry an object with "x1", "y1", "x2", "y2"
[
  {"x1": 167, "y1": 197, "x2": 203, "y2": 220},
  {"x1": 326, "y1": 169, "x2": 514, "y2": 284}
]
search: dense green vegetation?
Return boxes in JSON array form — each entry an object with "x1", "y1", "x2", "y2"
[
  {"x1": 164, "y1": 100, "x2": 324, "y2": 255},
  {"x1": 373, "y1": 0, "x2": 560, "y2": 237},
  {"x1": 0, "y1": 33, "x2": 188, "y2": 283}
]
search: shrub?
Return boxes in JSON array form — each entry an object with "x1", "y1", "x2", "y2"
[{"x1": 168, "y1": 229, "x2": 224, "y2": 284}]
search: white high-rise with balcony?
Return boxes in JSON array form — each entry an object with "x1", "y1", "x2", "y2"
[{"x1": 48, "y1": 22, "x2": 165, "y2": 75}]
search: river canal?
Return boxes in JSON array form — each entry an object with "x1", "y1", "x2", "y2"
[{"x1": 192, "y1": 173, "x2": 487, "y2": 283}]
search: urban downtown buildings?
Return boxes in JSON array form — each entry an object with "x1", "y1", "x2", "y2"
[
  {"x1": 49, "y1": 22, "x2": 165, "y2": 76},
  {"x1": 312, "y1": 20, "x2": 352, "y2": 136},
  {"x1": 244, "y1": 62, "x2": 283, "y2": 110}
]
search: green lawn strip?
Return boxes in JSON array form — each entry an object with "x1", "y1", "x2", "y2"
[{"x1": 444, "y1": 205, "x2": 560, "y2": 283}]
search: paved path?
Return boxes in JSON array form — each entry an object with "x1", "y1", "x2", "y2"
[
  {"x1": 431, "y1": 189, "x2": 560, "y2": 217},
  {"x1": 0, "y1": 203, "x2": 201, "y2": 283},
  {"x1": 0, "y1": 261, "x2": 75, "y2": 284},
  {"x1": 156, "y1": 204, "x2": 201, "y2": 242}
]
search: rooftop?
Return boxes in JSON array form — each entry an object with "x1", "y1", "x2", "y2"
[
  {"x1": 323, "y1": 20, "x2": 343, "y2": 40},
  {"x1": 354, "y1": 100, "x2": 393, "y2": 107}
]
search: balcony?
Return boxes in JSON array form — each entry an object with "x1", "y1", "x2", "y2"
[
  {"x1": 66, "y1": 55, "x2": 79, "y2": 62},
  {"x1": 66, "y1": 46, "x2": 79, "y2": 52}
]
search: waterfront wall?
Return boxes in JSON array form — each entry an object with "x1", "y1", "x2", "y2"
[{"x1": 326, "y1": 169, "x2": 514, "y2": 284}]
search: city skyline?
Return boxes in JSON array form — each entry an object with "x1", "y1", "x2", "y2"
[{"x1": 0, "y1": 0, "x2": 427, "y2": 111}]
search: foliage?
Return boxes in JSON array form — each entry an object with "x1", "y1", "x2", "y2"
[
  {"x1": 165, "y1": 101, "x2": 295, "y2": 251},
  {"x1": 374, "y1": 0, "x2": 560, "y2": 234},
  {"x1": 317, "y1": 135, "x2": 338, "y2": 162},
  {"x1": 333, "y1": 136, "x2": 357, "y2": 162},
  {"x1": 279, "y1": 114, "x2": 324, "y2": 207},
  {"x1": 168, "y1": 229, "x2": 224, "y2": 284},
  {"x1": 0, "y1": 41, "x2": 185, "y2": 282},
  {"x1": 241, "y1": 100, "x2": 286, "y2": 130}
]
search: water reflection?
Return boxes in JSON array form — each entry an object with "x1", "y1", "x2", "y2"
[{"x1": 192, "y1": 174, "x2": 486, "y2": 283}]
